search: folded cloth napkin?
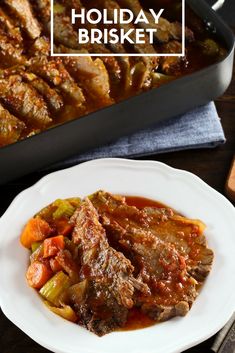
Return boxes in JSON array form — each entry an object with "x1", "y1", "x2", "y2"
[
  {"x1": 47, "y1": 102, "x2": 225, "y2": 170},
  {"x1": 211, "y1": 313, "x2": 235, "y2": 353}
]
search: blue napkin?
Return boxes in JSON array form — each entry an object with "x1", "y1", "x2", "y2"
[{"x1": 48, "y1": 102, "x2": 225, "y2": 169}]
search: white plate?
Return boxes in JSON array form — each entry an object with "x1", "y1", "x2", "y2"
[{"x1": 0, "y1": 158, "x2": 235, "y2": 353}]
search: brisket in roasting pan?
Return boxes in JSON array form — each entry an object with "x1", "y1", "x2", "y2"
[{"x1": 0, "y1": 0, "x2": 196, "y2": 147}]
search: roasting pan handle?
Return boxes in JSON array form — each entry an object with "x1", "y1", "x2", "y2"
[{"x1": 212, "y1": 0, "x2": 225, "y2": 11}]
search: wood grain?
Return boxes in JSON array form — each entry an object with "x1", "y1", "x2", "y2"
[{"x1": 225, "y1": 156, "x2": 235, "y2": 201}]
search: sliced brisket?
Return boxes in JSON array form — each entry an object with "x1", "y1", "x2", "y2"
[
  {"x1": 90, "y1": 191, "x2": 213, "y2": 321},
  {"x1": 70, "y1": 198, "x2": 149, "y2": 335}
]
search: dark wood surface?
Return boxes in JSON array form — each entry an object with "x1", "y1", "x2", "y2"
[{"x1": 0, "y1": 9, "x2": 234, "y2": 353}]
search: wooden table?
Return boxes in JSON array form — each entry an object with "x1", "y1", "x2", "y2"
[{"x1": 0, "y1": 15, "x2": 234, "y2": 353}]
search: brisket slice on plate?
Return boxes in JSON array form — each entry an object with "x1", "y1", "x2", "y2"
[
  {"x1": 90, "y1": 191, "x2": 214, "y2": 321},
  {"x1": 142, "y1": 207, "x2": 214, "y2": 282},
  {"x1": 69, "y1": 198, "x2": 149, "y2": 336}
]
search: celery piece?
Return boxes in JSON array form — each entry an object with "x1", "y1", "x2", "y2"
[
  {"x1": 36, "y1": 198, "x2": 81, "y2": 222},
  {"x1": 35, "y1": 204, "x2": 57, "y2": 222},
  {"x1": 68, "y1": 280, "x2": 88, "y2": 305},
  {"x1": 52, "y1": 199, "x2": 75, "y2": 220},
  {"x1": 30, "y1": 243, "x2": 44, "y2": 263},
  {"x1": 31, "y1": 241, "x2": 42, "y2": 253},
  {"x1": 44, "y1": 301, "x2": 77, "y2": 322},
  {"x1": 66, "y1": 198, "x2": 81, "y2": 208},
  {"x1": 39, "y1": 271, "x2": 71, "y2": 306}
]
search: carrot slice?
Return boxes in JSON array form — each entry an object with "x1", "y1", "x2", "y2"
[
  {"x1": 55, "y1": 218, "x2": 73, "y2": 236},
  {"x1": 20, "y1": 217, "x2": 53, "y2": 249},
  {"x1": 26, "y1": 261, "x2": 52, "y2": 289},
  {"x1": 43, "y1": 235, "x2": 65, "y2": 258}
]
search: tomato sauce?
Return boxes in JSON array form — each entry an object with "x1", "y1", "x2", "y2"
[
  {"x1": 119, "y1": 196, "x2": 163, "y2": 331},
  {"x1": 121, "y1": 307, "x2": 156, "y2": 331},
  {"x1": 125, "y1": 196, "x2": 166, "y2": 209}
]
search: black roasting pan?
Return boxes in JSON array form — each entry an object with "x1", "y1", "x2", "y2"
[{"x1": 0, "y1": 0, "x2": 234, "y2": 184}]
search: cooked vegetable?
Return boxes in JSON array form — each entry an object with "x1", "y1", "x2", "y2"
[
  {"x1": 36, "y1": 203, "x2": 57, "y2": 222},
  {"x1": 55, "y1": 250, "x2": 79, "y2": 282},
  {"x1": 66, "y1": 198, "x2": 82, "y2": 208},
  {"x1": 26, "y1": 261, "x2": 52, "y2": 289},
  {"x1": 52, "y1": 199, "x2": 78, "y2": 219},
  {"x1": 36, "y1": 198, "x2": 81, "y2": 224},
  {"x1": 43, "y1": 235, "x2": 65, "y2": 258},
  {"x1": 31, "y1": 241, "x2": 42, "y2": 253},
  {"x1": 44, "y1": 301, "x2": 78, "y2": 322},
  {"x1": 55, "y1": 219, "x2": 74, "y2": 236},
  {"x1": 30, "y1": 243, "x2": 44, "y2": 263},
  {"x1": 64, "y1": 238, "x2": 78, "y2": 258},
  {"x1": 20, "y1": 217, "x2": 53, "y2": 249},
  {"x1": 21, "y1": 191, "x2": 214, "y2": 336},
  {"x1": 68, "y1": 280, "x2": 88, "y2": 305},
  {"x1": 39, "y1": 271, "x2": 71, "y2": 305},
  {"x1": 201, "y1": 39, "x2": 219, "y2": 56},
  {"x1": 50, "y1": 258, "x2": 63, "y2": 273}
]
